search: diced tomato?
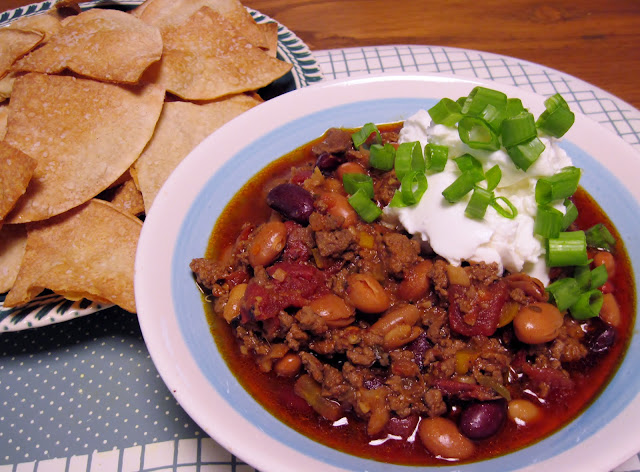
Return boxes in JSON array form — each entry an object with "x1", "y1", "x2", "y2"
[{"x1": 448, "y1": 281, "x2": 509, "y2": 336}]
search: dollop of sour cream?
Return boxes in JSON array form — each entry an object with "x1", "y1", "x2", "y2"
[{"x1": 384, "y1": 109, "x2": 573, "y2": 284}]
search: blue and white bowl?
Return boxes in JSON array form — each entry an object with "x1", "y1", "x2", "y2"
[{"x1": 135, "y1": 74, "x2": 640, "y2": 472}]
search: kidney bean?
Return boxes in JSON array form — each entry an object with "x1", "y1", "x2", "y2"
[
  {"x1": 266, "y1": 183, "x2": 314, "y2": 224},
  {"x1": 458, "y1": 400, "x2": 507, "y2": 440},
  {"x1": 418, "y1": 417, "x2": 475, "y2": 460},
  {"x1": 589, "y1": 325, "x2": 616, "y2": 353},
  {"x1": 315, "y1": 152, "x2": 344, "y2": 172}
]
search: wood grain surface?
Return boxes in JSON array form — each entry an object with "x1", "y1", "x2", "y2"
[{"x1": 2, "y1": 0, "x2": 640, "y2": 109}]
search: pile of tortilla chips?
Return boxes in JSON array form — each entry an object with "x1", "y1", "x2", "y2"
[{"x1": 0, "y1": 0, "x2": 292, "y2": 313}]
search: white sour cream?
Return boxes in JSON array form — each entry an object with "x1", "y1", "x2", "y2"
[{"x1": 384, "y1": 109, "x2": 573, "y2": 285}]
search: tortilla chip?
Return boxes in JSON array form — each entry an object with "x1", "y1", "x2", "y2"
[
  {"x1": 0, "y1": 104, "x2": 8, "y2": 139},
  {"x1": 0, "y1": 28, "x2": 43, "y2": 79},
  {"x1": 8, "y1": 13, "x2": 63, "y2": 43},
  {"x1": 0, "y1": 224, "x2": 27, "y2": 293},
  {"x1": 134, "y1": 93, "x2": 261, "y2": 212},
  {"x1": 4, "y1": 73, "x2": 165, "y2": 224},
  {"x1": 12, "y1": 9, "x2": 162, "y2": 84},
  {"x1": 0, "y1": 141, "x2": 37, "y2": 221},
  {"x1": 259, "y1": 22, "x2": 279, "y2": 58},
  {"x1": 152, "y1": 7, "x2": 291, "y2": 100},
  {"x1": 107, "y1": 177, "x2": 145, "y2": 217},
  {"x1": 136, "y1": 0, "x2": 267, "y2": 49},
  {"x1": 0, "y1": 72, "x2": 16, "y2": 103},
  {"x1": 4, "y1": 199, "x2": 141, "y2": 312}
]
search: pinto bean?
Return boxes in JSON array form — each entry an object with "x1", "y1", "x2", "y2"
[
  {"x1": 371, "y1": 304, "x2": 420, "y2": 334},
  {"x1": 223, "y1": 283, "x2": 247, "y2": 322},
  {"x1": 319, "y1": 192, "x2": 357, "y2": 228},
  {"x1": 513, "y1": 302, "x2": 564, "y2": 344},
  {"x1": 594, "y1": 251, "x2": 616, "y2": 278},
  {"x1": 398, "y1": 260, "x2": 433, "y2": 301},
  {"x1": 418, "y1": 417, "x2": 475, "y2": 460},
  {"x1": 347, "y1": 273, "x2": 391, "y2": 313},
  {"x1": 274, "y1": 353, "x2": 302, "y2": 377},
  {"x1": 247, "y1": 221, "x2": 287, "y2": 267},
  {"x1": 336, "y1": 162, "x2": 366, "y2": 180},
  {"x1": 383, "y1": 325, "x2": 423, "y2": 350},
  {"x1": 446, "y1": 264, "x2": 470, "y2": 286},
  {"x1": 309, "y1": 293, "x2": 356, "y2": 328},
  {"x1": 599, "y1": 293, "x2": 622, "y2": 328}
]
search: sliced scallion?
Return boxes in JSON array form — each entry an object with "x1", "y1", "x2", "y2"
[
  {"x1": 501, "y1": 111, "x2": 537, "y2": 148},
  {"x1": 480, "y1": 103, "x2": 505, "y2": 132},
  {"x1": 534, "y1": 204, "x2": 564, "y2": 238},
  {"x1": 490, "y1": 196, "x2": 518, "y2": 219},
  {"x1": 399, "y1": 170, "x2": 428, "y2": 206},
  {"x1": 458, "y1": 116, "x2": 500, "y2": 151},
  {"x1": 585, "y1": 223, "x2": 616, "y2": 251},
  {"x1": 562, "y1": 199, "x2": 578, "y2": 230},
  {"x1": 352, "y1": 123, "x2": 381, "y2": 149},
  {"x1": 536, "y1": 93, "x2": 575, "y2": 138},
  {"x1": 546, "y1": 278, "x2": 581, "y2": 311},
  {"x1": 465, "y1": 187, "x2": 493, "y2": 219},
  {"x1": 590, "y1": 264, "x2": 609, "y2": 289},
  {"x1": 507, "y1": 136, "x2": 545, "y2": 171},
  {"x1": 348, "y1": 188, "x2": 381, "y2": 223},
  {"x1": 570, "y1": 290, "x2": 603, "y2": 320},
  {"x1": 535, "y1": 166, "x2": 581, "y2": 204},
  {"x1": 461, "y1": 86, "x2": 507, "y2": 116},
  {"x1": 442, "y1": 171, "x2": 478, "y2": 203},
  {"x1": 428, "y1": 98, "x2": 463, "y2": 126},
  {"x1": 342, "y1": 173, "x2": 374, "y2": 198},
  {"x1": 573, "y1": 265, "x2": 592, "y2": 290},
  {"x1": 425, "y1": 143, "x2": 448, "y2": 172},
  {"x1": 505, "y1": 98, "x2": 526, "y2": 117},
  {"x1": 546, "y1": 231, "x2": 588, "y2": 267},
  {"x1": 394, "y1": 141, "x2": 425, "y2": 181},
  {"x1": 369, "y1": 143, "x2": 396, "y2": 171},
  {"x1": 484, "y1": 165, "x2": 502, "y2": 191}
]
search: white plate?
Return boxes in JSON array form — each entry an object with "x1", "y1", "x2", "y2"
[
  {"x1": 135, "y1": 74, "x2": 640, "y2": 472},
  {"x1": 0, "y1": 0, "x2": 322, "y2": 332}
]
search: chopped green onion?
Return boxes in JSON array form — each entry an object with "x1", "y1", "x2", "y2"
[
  {"x1": 369, "y1": 143, "x2": 396, "y2": 171},
  {"x1": 399, "y1": 170, "x2": 428, "y2": 206},
  {"x1": 465, "y1": 187, "x2": 493, "y2": 219},
  {"x1": 454, "y1": 153, "x2": 483, "y2": 175},
  {"x1": 574, "y1": 264, "x2": 592, "y2": 290},
  {"x1": 505, "y1": 98, "x2": 526, "y2": 117},
  {"x1": 351, "y1": 123, "x2": 381, "y2": 149},
  {"x1": 348, "y1": 188, "x2": 382, "y2": 223},
  {"x1": 536, "y1": 93, "x2": 575, "y2": 138},
  {"x1": 546, "y1": 231, "x2": 588, "y2": 267},
  {"x1": 585, "y1": 223, "x2": 616, "y2": 251},
  {"x1": 562, "y1": 199, "x2": 578, "y2": 230},
  {"x1": 484, "y1": 165, "x2": 502, "y2": 191},
  {"x1": 501, "y1": 111, "x2": 537, "y2": 148},
  {"x1": 425, "y1": 143, "x2": 448, "y2": 172},
  {"x1": 507, "y1": 136, "x2": 545, "y2": 171},
  {"x1": 442, "y1": 171, "x2": 478, "y2": 203},
  {"x1": 342, "y1": 173, "x2": 374, "y2": 198},
  {"x1": 546, "y1": 278, "x2": 581, "y2": 311},
  {"x1": 461, "y1": 86, "x2": 507, "y2": 116},
  {"x1": 480, "y1": 103, "x2": 505, "y2": 132},
  {"x1": 570, "y1": 289, "x2": 603, "y2": 320},
  {"x1": 534, "y1": 204, "x2": 564, "y2": 238},
  {"x1": 456, "y1": 96, "x2": 467, "y2": 108},
  {"x1": 490, "y1": 196, "x2": 518, "y2": 219},
  {"x1": 535, "y1": 166, "x2": 581, "y2": 204},
  {"x1": 394, "y1": 141, "x2": 424, "y2": 181},
  {"x1": 590, "y1": 264, "x2": 608, "y2": 289},
  {"x1": 428, "y1": 98, "x2": 463, "y2": 126},
  {"x1": 458, "y1": 116, "x2": 500, "y2": 151}
]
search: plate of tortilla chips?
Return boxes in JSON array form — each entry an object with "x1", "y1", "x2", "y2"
[{"x1": 0, "y1": 0, "x2": 323, "y2": 331}]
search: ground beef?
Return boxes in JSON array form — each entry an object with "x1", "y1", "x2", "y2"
[
  {"x1": 311, "y1": 128, "x2": 353, "y2": 156},
  {"x1": 382, "y1": 232, "x2": 420, "y2": 277},
  {"x1": 315, "y1": 229, "x2": 355, "y2": 257},
  {"x1": 190, "y1": 258, "x2": 224, "y2": 291}
]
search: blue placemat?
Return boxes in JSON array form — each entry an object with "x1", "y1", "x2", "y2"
[{"x1": 1, "y1": 45, "x2": 639, "y2": 472}]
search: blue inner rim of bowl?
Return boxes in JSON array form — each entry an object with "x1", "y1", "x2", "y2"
[{"x1": 172, "y1": 98, "x2": 640, "y2": 471}]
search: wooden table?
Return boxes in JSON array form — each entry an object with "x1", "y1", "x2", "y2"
[{"x1": 3, "y1": 0, "x2": 640, "y2": 109}]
